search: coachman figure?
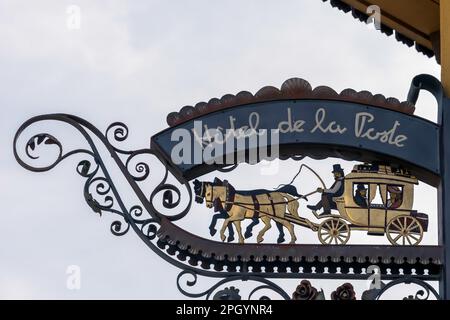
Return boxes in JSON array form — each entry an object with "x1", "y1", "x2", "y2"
[{"x1": 307, "y1": 164, "x2": 345, "y2": 216}]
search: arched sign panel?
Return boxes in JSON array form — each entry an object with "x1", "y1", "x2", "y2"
[{"x1": 152, "y1": 100, "x2": 440, "y2": 185}]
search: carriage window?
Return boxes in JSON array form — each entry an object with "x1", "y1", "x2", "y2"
[
  {"x1": 386, "y1": 185, "x2": 403, "y2": 209},
  {"x1": 370, "y1": 184, "x2": 385, "y2": 207},
  {"x1": 353, "y1": 183, "x2": 369, "y2": 208}
]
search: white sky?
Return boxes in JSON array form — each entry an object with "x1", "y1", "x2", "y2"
[{"x1": 0, "y1": 0, "x2": 442, "y2": 299}]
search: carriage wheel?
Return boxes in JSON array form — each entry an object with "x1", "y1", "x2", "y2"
[
  {"x1": 386, "y1": 215, "x2": 423, "y2": 246},
  {"x1": 318, "y1": 218, "x2": 351, "y2": 245}
]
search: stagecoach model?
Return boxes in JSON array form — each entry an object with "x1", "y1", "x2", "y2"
[
  {"x1": 196, "y1": 163, "x2": 429, "y2": 246},
  {"x1": 309, "y1": 164, "x2": 429, "y2": 246}
]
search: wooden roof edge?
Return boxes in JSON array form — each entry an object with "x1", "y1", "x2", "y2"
[{"x1": 322, "y1": 0, "x2": 438, "y2": 61}]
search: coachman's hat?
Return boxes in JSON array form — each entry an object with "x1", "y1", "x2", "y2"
[{"x1": 332, "y1": 164, "x2": 344, "y2": 175}]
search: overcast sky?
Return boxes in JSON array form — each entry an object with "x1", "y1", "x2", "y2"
[{"x1": 0, "y1": 0, "x2": 442, "y2": 299}]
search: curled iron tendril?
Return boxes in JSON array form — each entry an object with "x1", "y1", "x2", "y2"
[
  {"x1": 106, "y1": 122, "x2": 129, "y2": 152},
  {"x1": 149, "y1": 167, "x2": 192, "y2": 221},
  {"x1": 124, "y1": 150, "x2": 151, "y2": 182},
  {"x1": 106, "y1": 123, "x2": 151, "y2": 181},
  {"x1": 176, "y1": 270, "x2": 291, "y2": 300},
  {"x1": 110, "y1": 220, "x2": 130, "y2": 236},
  {"x1": 104, "y1": 122, "x2": 191, "y2": 220},
  {"x1": 25, "y1": 133, "x2": 61, "y2": 160},
  {"x1": 362, "y1": 277, "x2": 440, "y2": 300},
  {"x1": 20, "y1": 131, "x2": 95, "y2": 173}
]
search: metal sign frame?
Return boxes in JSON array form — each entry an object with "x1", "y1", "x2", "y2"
[{"x1": 13, "y1": 74, "x2": 450, "y2": 300}]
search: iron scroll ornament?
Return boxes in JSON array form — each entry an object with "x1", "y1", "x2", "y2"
[
  {"x1": 176, "y1": 270, "x2": 291, "y2": 300},
  {"x1": 13, "y1": 74, "x2": 446, "y2": 299},
  {"x1": 13, "y1": 114, "x2": 194, "y2": 266},
  {"x1": 176, "y1": 271, "x2": 442, "y2": 300},
  {"x1": 361, "y1": 277, "x2": 441, "y2": 300}
]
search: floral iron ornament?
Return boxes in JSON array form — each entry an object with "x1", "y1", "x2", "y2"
[
  {"x1": 331, "y1": 283, "x2": 356, "y2": 300},
  {"x1": 292, "y1": 281, "x2": 325, "y2": 300},
  {"x1": 290, "y1": 279, "x2": 439, "y2": 301}
]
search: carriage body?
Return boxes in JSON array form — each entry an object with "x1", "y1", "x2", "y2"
[{"x1": 325, "y1": 164, "x2": 428, "y2": 245}]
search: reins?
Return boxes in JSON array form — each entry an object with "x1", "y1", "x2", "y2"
[
  {"x1": 207, "y1": 186, "x2": 308, "y2": 218},
  {"x1": 274, "y1": 163, "x2": 326, "y2": 191},
  {"x1": 203, "y1": 163, "x2": 326, "y2": 217}
]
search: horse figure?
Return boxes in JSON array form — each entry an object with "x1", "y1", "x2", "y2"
[
  {"x1": 208, "y1": 209, "x2": 236, "y2": 242},
  {"x1": 208, "y1": 207, "x2": 286, "y2": 243},
  {"x1": 194, "y1": 178, "x2": 304, "y2": 244}
]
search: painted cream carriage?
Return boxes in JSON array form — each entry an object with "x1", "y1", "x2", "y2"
[{"x1": 312, "y1": 164, "x2": 428, "y2": 246}]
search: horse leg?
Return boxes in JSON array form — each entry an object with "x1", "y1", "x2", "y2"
[
  {"x1": 244, "y1": 216, "x2": 260, "y2": 239},
  {"x1": 209, "y1": 211, "x2": 235, "y2": 241},
  {"x1": 257, "y1": 216, "x2": 272, "y2": 243},
  {"x1": 219, "y1": 218, "x2": 230, "y2": 242},
  {"x1": 285, "y1": 194, "x2": 301, "y2": 219},
  {"x1": 232, "y1": 221, "x2": 245, "y2": 244},
  {"x1": 286, "y1": 222, "x2": 297, "y2": 244},
  {"x1": 269, "y1": 200, "x2": 285, "y2": 243},
  {"x1": 227, "y1": 222, "x2": 235, "y2": 242},
  {"x1": 276, "y1": 222, "x2": 286, "y2": 244},
  {"x1": 273, "y1": 218, "x2": 297, "y2": 244},
  {"x1": 209, "y1": 211, "x2": 224, "y2": 236},
  {"x1": 220, "y1": 215, "x2": 244, "y2": 243}
]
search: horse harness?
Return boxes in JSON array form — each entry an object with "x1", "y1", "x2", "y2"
[{"x1": 204, "y1": 181, "x2": 282, "y2": 218}]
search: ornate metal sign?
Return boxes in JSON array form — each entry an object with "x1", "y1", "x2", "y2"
[
  {"x1": 154, "y1": 97, "x2": 439, "y2": 183},
  {"x1": 13, "y1": 74, "x2": 450, "y2": 300}
]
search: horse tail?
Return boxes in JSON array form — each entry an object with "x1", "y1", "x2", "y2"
[{"x1": 281, "y1": 193, "x2": 300, "y2": 219}]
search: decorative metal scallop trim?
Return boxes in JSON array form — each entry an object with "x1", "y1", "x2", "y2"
[
  {"x1": 166, "y1": 77, "x2": 416, "y2": 127},
  {"x1": 156, "y1": 217, "x2": 443, "y2": 278}
]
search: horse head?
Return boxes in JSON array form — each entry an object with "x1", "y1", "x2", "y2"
[
  {"x1": 203, "y1": 184, "x2": 217, "y2": 209},
  {"x1": 193, "y1": 179, "x2": 205, "y2": 204},
  {"x1": 193, "y1": 178, "x2": 226, "y2": 211}
]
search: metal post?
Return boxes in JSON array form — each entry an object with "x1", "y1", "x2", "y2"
[
  {"x1": 441, "y1": 1, "x2": 450, "y2": 96},
  {"x1": 440, "y1": 1, "x2": 450, "y2": 300},
  {"x1": 440, "y1": 95, "x2": 450, "y2": 300}
]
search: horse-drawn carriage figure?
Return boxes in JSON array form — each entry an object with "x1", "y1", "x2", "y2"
[
  {"x1": 314, "y1": 163, "x2": 428, "y2": 246},
  {"x1": 194, "y1": 163, "x2": 428, "y2": 246}
]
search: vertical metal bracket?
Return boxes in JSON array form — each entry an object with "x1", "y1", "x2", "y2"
[{"x1": 408, "y1": 74, "x2": 450, "y2": 299}]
